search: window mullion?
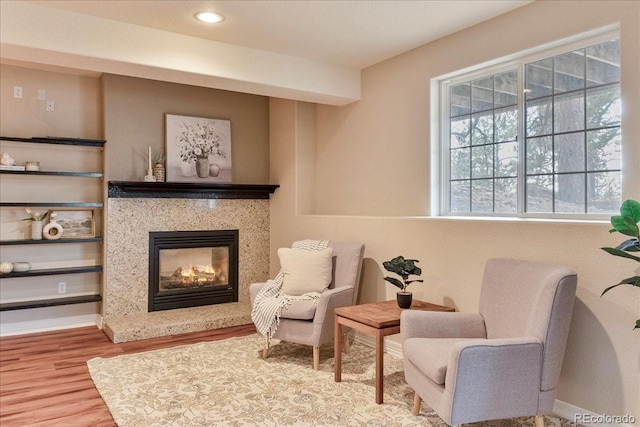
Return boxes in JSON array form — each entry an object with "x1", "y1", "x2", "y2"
[
  {"x1": 551, "y1": 54, "x2": 556, "y2": 214},
  {"x1": 517, "y1": 64, "x2": 526, "y2": 216}
]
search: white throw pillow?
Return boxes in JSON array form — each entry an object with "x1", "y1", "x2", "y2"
[{"x1": 278, "y1": 247, "x2": 333, "y2": 296}]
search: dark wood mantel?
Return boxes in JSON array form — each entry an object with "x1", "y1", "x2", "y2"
[{"x1": 108, "y1": 181, "x2": 279, "y2": 200}]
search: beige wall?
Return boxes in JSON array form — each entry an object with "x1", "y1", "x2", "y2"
[
  {"x1": 270, "y1": 1, "x2": 640, "y2": 422},
  {"x1": 0, "y1": 64, "x2": 101, "y2": 138},
  {"x1": 101, "y1": 74, "x2": 270, "y2": 184}
]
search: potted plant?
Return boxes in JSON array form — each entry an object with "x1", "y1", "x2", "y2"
[
  {"x1": 601, "y1": 199, "x2": 640, "y2": 330},
  {"x1": 383, "y1": 256, "x2": 423, "y2": 308},
  {"x1": 22, "y1": 208, "x2": 49, "y2": 240}
]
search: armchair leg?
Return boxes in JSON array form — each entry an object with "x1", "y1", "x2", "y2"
[
  {"x1": 534, "y1": 415, "x2": 544, "y2": 427},
  {"x1": 313, "y1": 346, "x2": 320, "y2": 370},
  {"x1": 262, "y1": 337, "x2": 270, "y2": 359},
  {"x1": 412, "y1": 392, "x2": 421, "y2": 416}
]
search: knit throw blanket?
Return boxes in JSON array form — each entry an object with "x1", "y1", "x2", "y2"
[{"x1": 251, "y1": 239, "x2": 329, "y2": 346}]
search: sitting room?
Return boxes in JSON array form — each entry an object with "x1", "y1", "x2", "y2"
[{"x1": 0, "y1": 1, "x2": 638, "y2": 426}]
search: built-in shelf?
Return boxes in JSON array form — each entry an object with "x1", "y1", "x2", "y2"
[
  {"x1": 0, "y1": 265, "x2": 103, "y2": 278},
  {"x1": 0, "y1": 202, "x2": 103, "y2": 208},
  {"x1": 0, "y1": 135, "x2": 105, "y2": 313},
  {"x1": 0, "y1": 170, "x2": 103, "y2": 178},
  {"x1": 0, "y1": 294, "x2": 102, "y2": 311},
  {"x1": 0, "y1": 136, "x2": 106, "y2": 148},
  {"x1": 108, "y1": 181, "x2": 279, "y2": 200},
  {"x1": 0, "y1": 237, "x2": 103, "y2": 246}
]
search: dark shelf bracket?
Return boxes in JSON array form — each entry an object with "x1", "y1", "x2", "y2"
[
  {"x1": 0, "y1": 136, "x2": 105, "y2": 148},
  {"x1": 0, "y1": 202, "x2": 103, "y2": 208},
  {"x1": 0, "y1": 170, "x2": 103, "y2": 178},
  {"x1": 0, "y1": 237, "x2": 103, "y2": 246},
  {"x1": 0, "y1": 294, "x2": 102, "y2": 311},
  {"x1": 0, "y1": 265, "x2": 103, "y2": 279}
]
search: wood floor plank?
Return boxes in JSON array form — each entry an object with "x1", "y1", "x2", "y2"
[{"x1": 0, "y1": 323, "x2": 256, "y2": 426}]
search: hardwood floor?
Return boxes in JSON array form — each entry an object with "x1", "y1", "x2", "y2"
[{"x1": 0, "y1": 324, "x2": 256, "y2": 426}]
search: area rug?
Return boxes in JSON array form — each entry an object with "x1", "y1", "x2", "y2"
[{"x1": 88, "y1": 335, "x2": 578, "y2": 427}]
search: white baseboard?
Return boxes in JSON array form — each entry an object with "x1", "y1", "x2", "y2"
[
  {"x1": 351, "y1": 331, "x2": 637, "y2": 427},
  {"x1": 553, "y1": 399, "x2": 637, "y2": 427},
  {"x1": 0, "y1": 314, "x2": 101, "y2": 337},
  {"x1": 351, "y1": 330, "x2": 402, "y2": 358}
]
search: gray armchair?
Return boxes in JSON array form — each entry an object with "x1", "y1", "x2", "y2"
[
  {"x1": 250, "y1": 241, "x2": 365, "y2": 369},
  {"x1": 401, "y1": 258, "x2": 577, "y2": 426}
]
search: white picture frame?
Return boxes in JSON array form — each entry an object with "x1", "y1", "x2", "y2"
[{"x1": 165, "y1": 114, "x2": 232, "y2": 183}]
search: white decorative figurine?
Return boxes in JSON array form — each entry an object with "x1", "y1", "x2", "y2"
[
  {"x1": 0, "y1": 262, "x2": 13, "y2": 274},
  {"x1": 1, "y1": 153, "x2": 15, "y2": 166},
  {"x1": 43, "y1": 213, "x2": 64, "y2": 240}
]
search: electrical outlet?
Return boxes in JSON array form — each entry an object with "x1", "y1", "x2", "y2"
[
  {"x1": 46, "y1": 100, "x2": 55, "y2": 112},
  {"x1": 13, "y1": 86, "x2": 23, "y2": 99},
  {"x1": 58, "y1": 282, "x2": 67, "y2": 294},
  {"x1": 37, "y1": 89, "x2": 46, "y2": 101}
]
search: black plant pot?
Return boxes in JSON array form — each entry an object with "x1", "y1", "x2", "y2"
[{"x1": 397, "y1": 292, "x2": 413, "y2": 309}]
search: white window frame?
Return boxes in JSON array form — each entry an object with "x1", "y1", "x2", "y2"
[{"x1": 436, "y1": 28, "x2": 621, "y2": 220}]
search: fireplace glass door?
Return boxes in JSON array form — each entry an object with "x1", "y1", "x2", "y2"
[
  {"x1": 148, "y1": 230, "x2": 239, "y2": 312},
  {"x1": 159, "y1": 247, "x2": 229, "y2": 291}
]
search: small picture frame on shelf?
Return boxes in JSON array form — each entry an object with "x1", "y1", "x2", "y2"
[{"x1": 51, "y1": 210, "x2": 95, "y2": 239}]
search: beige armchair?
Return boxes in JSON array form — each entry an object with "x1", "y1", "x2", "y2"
[
  {"x1": 250, "y1": 241, "x2": 365, "y2": 369},
  {"x1": 401, "y1": 258, "x2": 577, "y2": 426}
]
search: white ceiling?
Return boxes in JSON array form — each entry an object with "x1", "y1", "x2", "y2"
[{"x1": 28, "y1": 0, "x2": 532, "y2": 70}]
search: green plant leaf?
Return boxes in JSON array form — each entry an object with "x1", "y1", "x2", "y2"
[
  {"x1": 620, "y1": 199, "x2": 640, "y2": 223},
  {"x1": 383, "y1": 256, "x2": 406, "y2": 275},
  {"x1": 601, "y1": 247, "x2": 640, "y2": 262},
  {"x1": 610, "y1": 215, "x2": 639, "y2": 238},
  {"x1": 601, "y1": 276, "x2": 640, "y2": 296},
  {"x1": 383, "y1": 277, "x2": 404, "y2": 289},
  {"x1": 635, "y1": 319, "x2": 639, "y2": 330}
]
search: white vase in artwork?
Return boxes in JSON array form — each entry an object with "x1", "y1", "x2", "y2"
[
  {"x1": 209, "y1": 163, "x2": 220, "y2": 177},
  {"x1": 180, "y1": 161, "x2": 195, "y2": 177},
  {"x1": 31, "y1": 220, "x2": 43, "y2": 240},
  {"x1": 195, "y1": 157, "x2": 209, "y2": 178}
]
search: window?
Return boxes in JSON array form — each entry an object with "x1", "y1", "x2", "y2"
[{"x1": 441, "y1": 35, "x2": 621, "y2": 217}]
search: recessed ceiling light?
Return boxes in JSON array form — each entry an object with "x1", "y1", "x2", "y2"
[{"x1": 195, "y1": 11, "x2": 224, "y2": 24}]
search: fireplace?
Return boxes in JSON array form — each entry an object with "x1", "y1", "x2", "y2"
[{"x1": 148, "y1": 230, "x2": 239, "y2": 312}]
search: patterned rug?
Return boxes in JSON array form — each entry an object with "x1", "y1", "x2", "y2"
[{"x1": 87, "y1": 335, "x2": 578, "y2": 427}]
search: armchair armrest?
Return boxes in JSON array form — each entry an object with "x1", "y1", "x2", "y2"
[
  {"x1": 313, "y1": 286, "x2": 354, "y2": 324},
  {"x1": 445, "y1": 337, "x2": 543, "y2": 406},
  {"x1": 249, "y1": 282, "x2": 267, "y2": 305},
  {"x1": 401, "y1": 311, "x2": 486, "y2": 340}
]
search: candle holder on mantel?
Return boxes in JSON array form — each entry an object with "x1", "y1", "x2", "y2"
[
  {"x1": 144, "y1": 171, "x2": 156, "y2": 182},
  {"x1": 144, "y1": 146, "x2": 156, "y2": 182}
]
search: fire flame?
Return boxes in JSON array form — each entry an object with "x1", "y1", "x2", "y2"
[{"x1": 180, "y1": 264, "x2": 216, "y2": 284}]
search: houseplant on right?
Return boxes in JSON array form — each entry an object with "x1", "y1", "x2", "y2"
[
  {"x1": 601, "y1": 199, "x2": 640, "y2": 330},
  {"x1": 383, "y1": 255, "x2": 423, "y2": 308}
]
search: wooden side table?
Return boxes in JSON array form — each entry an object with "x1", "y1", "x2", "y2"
[{"x1": 334, "y1": 299, "x2": 454, "y2": 404}]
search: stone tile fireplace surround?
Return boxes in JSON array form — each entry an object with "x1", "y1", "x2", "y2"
[{"x1": 102, "y1": 182, "x2": 277, "y2": 343}]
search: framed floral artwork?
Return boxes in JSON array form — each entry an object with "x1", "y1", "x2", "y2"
[{"x1": 165, "y1": 114, "x2": 232, "y2": 183}]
